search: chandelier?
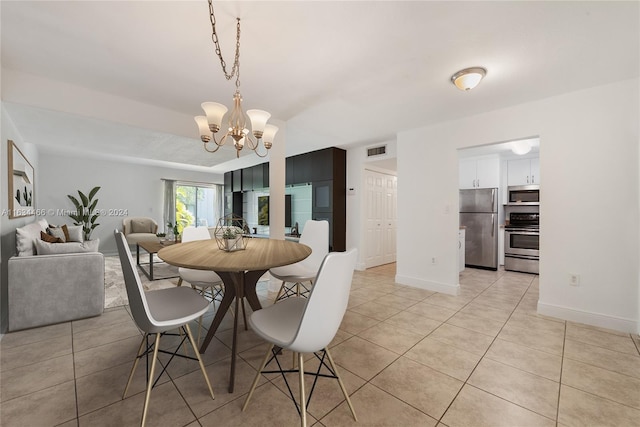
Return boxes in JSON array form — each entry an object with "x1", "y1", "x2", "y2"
[{"x1": 194, "y1": 0, "x2": 278, "y2": 158}]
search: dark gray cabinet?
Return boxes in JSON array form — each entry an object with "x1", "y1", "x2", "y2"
[
  {"x1": 226, "y1": 147, "x2": 346, "y2": 251},
  {"x1": 252, "y1": 163, "x2": 269, "y2": 189},
  {"x1": 241, "y1": 168, "x2": 253, "y2": 191},
  {"x1": 232, "y1": 170, "x2": 242, "y2": 192},
  {"x1": 224, "y1": 172, "x2": 232, "y2": 194}
]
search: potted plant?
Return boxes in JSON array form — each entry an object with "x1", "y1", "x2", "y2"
[
  {"x1": 167, "y1": 222, "x2": 180, "y2": 242},
  {"x1": 67, "y1": 186, "x2": 100, "y2": 241}
]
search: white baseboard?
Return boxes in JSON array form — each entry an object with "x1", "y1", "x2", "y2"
[
  {"x1": 537, "y1": 301, "x2": 638, "y2": 334},
  {"x1": 395, "y1": 274, "x2": 460, "y2": 296}
]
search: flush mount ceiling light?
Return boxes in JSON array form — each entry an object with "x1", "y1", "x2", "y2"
[
  {"x1": 194, "y1": 0, "x2": 278, "y2": 158},
  {"x1": 451, "y1": 67, "x2": 487, "y2": 91},
  {"x1": 511, "y1": 140, "x2": 532, "y2": 155}
]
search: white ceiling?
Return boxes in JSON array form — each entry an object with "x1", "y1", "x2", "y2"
[{"x1": 2, "y1": 1, "x2": 638, "y2": 174}]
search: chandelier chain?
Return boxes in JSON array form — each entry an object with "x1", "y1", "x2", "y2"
[{"x1": 208, "y1": 0, "x2": 241, "y2": 89}]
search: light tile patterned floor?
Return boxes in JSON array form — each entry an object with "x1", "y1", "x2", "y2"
[{"x1": 1, "y1": 265, "x2": 640, "y2": 426}]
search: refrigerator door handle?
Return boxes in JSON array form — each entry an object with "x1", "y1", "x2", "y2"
[
  {"x1": 491, "y1": 214, "x2": 495, "y2": 237},
  {"x1": 491, "y1": 188, "x2": 496, "y2": 209}
]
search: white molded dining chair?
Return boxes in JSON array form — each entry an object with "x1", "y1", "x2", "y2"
[
  {"x1": 243, "y1": 249, "x2": 358, "y2": 427},
  {"x1": 269, "y1": 220, "x2": 329, "y2": 302},
  {"x1": 178, "y1": 226, "x2": 226, "y2": 342},
  {"x1": 114, "y1": 230, "x2": 214, "y2": 427}
]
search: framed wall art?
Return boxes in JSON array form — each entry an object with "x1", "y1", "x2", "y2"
[{"x1": 7, "y1": 139, "x2": 35, "y2": 219}]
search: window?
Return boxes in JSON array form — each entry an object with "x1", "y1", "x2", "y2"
[{"x1": 173, "y1": 183, "x2": 222, "y2": 230}]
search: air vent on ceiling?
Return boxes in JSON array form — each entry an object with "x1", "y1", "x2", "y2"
[{"x1": 367, "y1": 145, "x2": 386, "y2": 157}]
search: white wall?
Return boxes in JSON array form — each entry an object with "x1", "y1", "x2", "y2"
[
  {"x1": 397, "y1": 78, "x2": 639, "y2": 333},
  {"x1": 1, "y1": 106, "x2": 40, "y2": 333},
  {"x1": 37, "y1": 151, "x2": 223, "y2": 255}
]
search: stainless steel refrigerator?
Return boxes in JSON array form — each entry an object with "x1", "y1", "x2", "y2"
[{"x1": 460, "y1": 188, "x2": 498, "y2": 270}]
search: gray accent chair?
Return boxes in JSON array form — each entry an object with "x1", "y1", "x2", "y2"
[{"x1": 122, "y1": 217, "x2": 159, "y2": 245}]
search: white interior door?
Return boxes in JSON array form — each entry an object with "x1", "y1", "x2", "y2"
[
  {"x1": 365, "y1": 170, "x2": 384, "y2": 267},
  {"x1": 383, "y1": 174, "x2": 397, "y2": 264},
  {"x1": 365, "y1": 169, "x2": 397, "y2": 268}
]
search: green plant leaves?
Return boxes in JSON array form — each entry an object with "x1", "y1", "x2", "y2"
[{"x1": 67, "y1": 186, "x2": 101, "y2": 240}]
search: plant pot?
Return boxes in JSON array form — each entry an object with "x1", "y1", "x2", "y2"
[{"x1": 223, "y1": 236, "x2": 244, "y2": 252}]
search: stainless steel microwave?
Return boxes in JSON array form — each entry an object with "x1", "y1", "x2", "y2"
[{"x1": 507, "y1": 185, "x2": 540, "y2": 205}]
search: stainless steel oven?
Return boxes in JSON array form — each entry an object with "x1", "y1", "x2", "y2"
[{"x1": 504, "y1": 211, "x2": 539, "y2": 274}]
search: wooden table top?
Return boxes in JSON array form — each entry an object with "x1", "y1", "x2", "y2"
[
  {"x1": 137, "y1": 239, "x2": 174, "y2": 254},
  {"x1": 157, "y1": 238, "x2": 311, "y2": 272}
]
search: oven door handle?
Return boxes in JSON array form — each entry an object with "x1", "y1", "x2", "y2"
[{"x1": 505, "y1": 230, "x2": 539, "y2": 235}]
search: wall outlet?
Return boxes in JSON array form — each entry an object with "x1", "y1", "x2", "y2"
[
  {"x1": 569, "y1": 273, "x2": 580, "y2": 286},
  {"x1": 431, "y1": 257, "x2": 437, "y2": 265}
]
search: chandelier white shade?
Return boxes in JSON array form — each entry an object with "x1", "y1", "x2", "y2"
[{"x1": 451, "y1": 67, "x2": 487, "y2": 91}]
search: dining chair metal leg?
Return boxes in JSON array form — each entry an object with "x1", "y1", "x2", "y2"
[
  {"x1": 298, "y1": 352, "x2": 307, "y2": 427},
  {"x1": 183, "y1": 323, "x2": 215, "y2": 400},
  {"x1": 141, "y1": 333, "x2": 161, "y2": 427},
  {"x1": 242, "y1": 343, "x2": 275, "y2": 412},
  {"x1": 325, "y1": 347, "x2": 358, "y2": 421},
  {"x1": 123, "y1": 334, "x2": 147, "y2": 399}
]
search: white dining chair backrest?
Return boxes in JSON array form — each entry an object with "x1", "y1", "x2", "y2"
[
  {"x1": 182, "y1": 226, "x2": 212, "y2": 243},
  {"x1": 288, "y1": 248, "x2": 357, "y2": 353},
  {"x1": 298, "y1": 220, "x2": 329, "y2": 269},
  {"x1": 114, "y1": 230, "x2": 157, "y2": 333}
]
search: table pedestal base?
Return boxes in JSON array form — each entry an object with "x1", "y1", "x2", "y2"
[{"x1": 199, "y1": 269, "x2": 266, "y2": 393}]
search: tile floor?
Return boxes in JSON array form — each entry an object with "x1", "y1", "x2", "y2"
[{"x1": 2, "y1": 265, "x2": 640, "y2": 426}]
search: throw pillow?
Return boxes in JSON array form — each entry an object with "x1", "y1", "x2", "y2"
[
  {"x1": 16, "y1": 219, "x2": 48, "y2": 256},
  {"x1": 131, "y1": 219, "x2": 152, "y2": 234},
  {"x1": 48, "y1": 226, "x2": 67, "y2": 242},
  {"x1": 34, "y1": 238, "x2": 100, "y2": 255},
  {"x1": 67, "y1": 225, "x2": 84, "y2": 242},
  {"x1": 41, "y1": 231, "x2": 63, "y2": 243},
  {"x1": 48, "y1": 224, "x2": 71, "y2": 241}
]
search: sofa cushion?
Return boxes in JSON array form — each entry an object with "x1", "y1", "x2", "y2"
[
  {"x1": 131, "y1": 219, "x2": 153, "y2": 234},
  {"x1": 34, "y1": 238, "x2": 100, "y2": 255},
  {"x1": 47, "y1": 224, "x2": 83, "y2": 242},
  {"x1": 48, "y1": 225, "x2": 68, "y2": 242},
  {"x1": 41, "y1": 231, "x2": 63, "y2": 243},
  {"x1": 67, "y1": 225, "x2": 84, "y2": 242},
  {"x1": 16, "y1": 219, "x2": 49, "y2": 256}
]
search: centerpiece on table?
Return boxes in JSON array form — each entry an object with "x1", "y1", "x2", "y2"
[{"x1": 214, "y1": 214, "x2": 248, "y2": 252}]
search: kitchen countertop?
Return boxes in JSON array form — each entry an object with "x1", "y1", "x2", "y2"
[{"x1": 251, "y1": 233, "x2": 300, "y2": 242}]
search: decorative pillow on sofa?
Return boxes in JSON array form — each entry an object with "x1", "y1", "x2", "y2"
[
  {"x1": 47, "y1": 224, "x2": 83, "y2": 242},
  {"x1": 67, "y1": 225, "x2": 84, "y2": 242},
  {"x1": 34, "y1": 238, "x2": 100, "y2": 255},
  {"x1": 48, "y1": 225, "x2": 68, "y2": 242},
  {"x1": 41, "y1": 231, "x2": 63, "y2": 243},
  {"x1": 131, "y1": 219, "x2": 153, "y2": 234},
  {"x1": 16, "y1": 219, "x2": 49, "y2": 256}
]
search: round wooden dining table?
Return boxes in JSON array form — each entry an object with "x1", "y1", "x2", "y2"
[{"x1": 158, "y1": 237, "x2": 311, "y2": 392}]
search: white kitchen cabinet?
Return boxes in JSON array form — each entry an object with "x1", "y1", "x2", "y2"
[
  {"x1": 459, "y1": 228, "x2": 466, "y2": 272},
  {"x1": 459, "y1": 156, "x2": 500, "y2": 189},
  {"x1": 507, "y1": 157, "x2": 540, "y2": 186}
]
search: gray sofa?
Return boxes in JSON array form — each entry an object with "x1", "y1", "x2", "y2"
[{"x1": 8, "y1": 219, "x2": 105, "y2": 331}]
